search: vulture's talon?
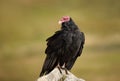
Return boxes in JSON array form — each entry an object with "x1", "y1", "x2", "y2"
[{"x1": 57, "y1": 66, "x2": 62, "y2": 74}]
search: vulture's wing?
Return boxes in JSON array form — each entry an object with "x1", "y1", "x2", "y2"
[{"x1": 40, "y1": 31, "x2": 67, "y2": 76}]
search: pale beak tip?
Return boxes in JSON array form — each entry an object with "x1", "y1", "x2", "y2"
[{"x1": 58, "y1": 21, "x2": 62, "y2": 24}]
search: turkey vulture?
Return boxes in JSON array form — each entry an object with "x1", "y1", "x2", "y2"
[{"x1": 40, "y1": 16, "x2": 85, "y2": 76}]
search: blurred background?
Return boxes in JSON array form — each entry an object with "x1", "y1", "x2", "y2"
[{"x1": 0, "y1": 0, "x2": 120, "y2": 81}]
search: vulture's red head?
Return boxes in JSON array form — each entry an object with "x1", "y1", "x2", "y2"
[{"x1": 58, "y1": 16, "x2": 70, "y2": 24}]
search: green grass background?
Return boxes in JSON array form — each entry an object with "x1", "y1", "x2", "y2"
[{"x1": 0, "y1": 0, "x2": 120, "y2": 81}]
